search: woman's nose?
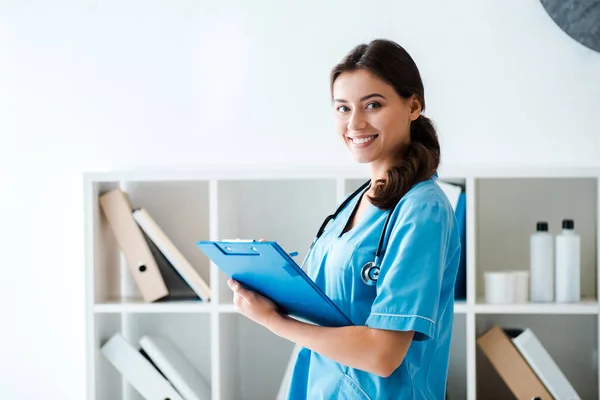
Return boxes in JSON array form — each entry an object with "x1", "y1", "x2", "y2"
[{"x1": 348, "y1": 111, "x2": 367, "y2": 131}]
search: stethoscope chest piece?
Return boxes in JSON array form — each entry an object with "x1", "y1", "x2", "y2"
[{"x1": 361, "y1": 261, "x2": 380, "y2": 286}]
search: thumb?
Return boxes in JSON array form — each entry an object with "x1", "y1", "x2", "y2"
[
  {"x1": 228, "y1": 279, "x2": 253, "y2": 300},
  {"x1": 258, "y1": 238, "x2": 269, "y2": 242}
]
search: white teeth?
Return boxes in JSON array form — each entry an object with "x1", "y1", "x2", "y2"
[{"x1": 351, "y1": 135, "x2": 377, "y2": 144}]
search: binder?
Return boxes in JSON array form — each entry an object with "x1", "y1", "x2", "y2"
[
  {"x1": 99, "y1": 189, "x2": 168, "y2": 303},
  {"x1": 139, "y1": 335, "x2": 212, "y2": 400},
  {"x1": 454, "y1": 192, "x2": 467, "y2": 300},
  {"x1": 100, "y1": 333, "x2": 184, "y2": 400},
  {"x1": 477, "y1": 325, "x2": 552, "y2": 400},
  {"x1": 196, "y1": 240, "x2": 353, "y2": 327},
  {"x1": 141, "y1": 229, "x2": 200, "y2": 301},
  {"x1": 133, "y1": 208, "x2": 211, "y2": 302},
  {"x1": 437, "y1": 181, "x2": 467, "y2": 300},
  {"x1": 511, "y1": 328, "x2": 581, "y2": 399}
]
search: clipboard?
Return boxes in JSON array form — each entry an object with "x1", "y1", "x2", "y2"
[{"x1": 195, "y1": 240, "x2": 353, "y2": 327}]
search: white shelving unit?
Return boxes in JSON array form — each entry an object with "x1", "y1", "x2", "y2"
[{"x1": 84, "y1": 165, "x2": 600, "y2": 400}]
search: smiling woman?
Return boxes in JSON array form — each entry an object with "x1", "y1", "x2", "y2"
[{"x1": 228, "y1": 38, "x2": 461, "y2": 400}]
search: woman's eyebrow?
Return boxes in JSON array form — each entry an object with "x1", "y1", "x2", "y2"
[{"x1": 333, "y1": 93, "x2": 387, "y2": 103}]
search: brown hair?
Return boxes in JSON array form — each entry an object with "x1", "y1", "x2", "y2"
[{"x1": 330, "y1": 39, "x2": 440, "y2": 210}]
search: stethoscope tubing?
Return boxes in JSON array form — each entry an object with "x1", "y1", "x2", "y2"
[{"x1": 307, "y1": 179, "x2": 399, "y2": 284}]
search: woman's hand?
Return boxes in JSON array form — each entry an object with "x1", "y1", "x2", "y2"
[
  {"x1": 227, "y1": 278, "x2": 281, "y2": 329},
  {"x1": 227, "y1": 240, "x2": 280, "y2": 328}
]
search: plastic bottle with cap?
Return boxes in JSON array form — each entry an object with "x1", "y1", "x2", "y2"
[
  {"x1": 555, "y1": 219, "x2": 581, "y2": 303},
  {"x1": 530, "y1": 221, "x2": 554, "y2": 302}
]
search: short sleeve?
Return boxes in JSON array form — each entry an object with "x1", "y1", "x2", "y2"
[{"x1": 365, "y1": 200, "x2": 457, "y2": 341}]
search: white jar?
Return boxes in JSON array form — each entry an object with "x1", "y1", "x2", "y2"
[
  {"x1": 513, "y1": 270, "x2": 530, "y2": 303},
  {"x1": 484, "y1": 271, "x2": 516, "y2": 304}
]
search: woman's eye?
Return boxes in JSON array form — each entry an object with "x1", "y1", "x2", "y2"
[
  {"x1": 337, "y1": 105, "x2": 350, "y2": 113},
  {"x1": 366, "y1": 102, "x2": 381, "y2": 109}
]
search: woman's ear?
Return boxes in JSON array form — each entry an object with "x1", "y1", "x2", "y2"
[{"x1": 409, "y1": 96, "x2": 422, "y2": 121}]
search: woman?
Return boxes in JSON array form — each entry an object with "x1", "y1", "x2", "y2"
[{"x1": 227, "y1": 38, "x2": 461, "y2": 400}]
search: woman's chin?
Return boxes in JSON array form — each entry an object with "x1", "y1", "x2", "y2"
[{"x1": 350, "y1": 152, "x2": 376, "y2": 164}]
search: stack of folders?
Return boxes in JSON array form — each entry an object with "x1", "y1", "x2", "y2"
[
  {"x1": 101, "y1": 333, "x2": 211, "y2": 400},
  {"x1": 478, "y1": 325, "x2": 581, "y2": 400},
  {"x1": 437, "y1": 180, "x2": 467, "y2": 301},
  {"x1": 99, "y1": 188, "x2": 211, "y2": 303}
]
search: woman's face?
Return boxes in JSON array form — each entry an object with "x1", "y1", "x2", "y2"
[{"x1": 332, "y1": 69, "x2": 420, "y2": 168}]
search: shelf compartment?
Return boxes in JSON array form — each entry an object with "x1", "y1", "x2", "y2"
[
  {"x1": 93, "y1": 179, "x2": 212, "y2": 304},
  {"x1": 475, "y1": 313, "x2": 598, "y2": 400},
  {"x1": 218, "y1": 313, "x2": 295, "y2": 400},
  {"x1": 121, "y1": 313, "x2": 212, "y2": 400},
  {"x1": 214, "y1": 178, "x2": 337, "y2": 305},
  {"x1": 476, "y1": 177, "x2": 598, "y2": 302}
]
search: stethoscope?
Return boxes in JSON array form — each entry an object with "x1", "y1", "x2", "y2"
[{"x1": 306, "y1": 179, "x2": 397, "y2": 286}]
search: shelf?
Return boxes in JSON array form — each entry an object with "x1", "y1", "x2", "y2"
[
  {"x1": 474, "y1": 298, "x2": 599, "y2": 314},
  {"x1": 93, "y1": 299, "x2": 469, "y2": 315},
  {"x1": 94, "y1": 298, "x2": 213, "y2": 313},
  {"x1": 218, "y1": 304, "x2": 237, "y2": 313},
  {"x1": 84, "y1": 168, "x2": 600, "y2": 400},
  {"x1": 218, "y1": 301, "x2": 469, "y2": 316},
  {"x1": 454, "y1": 300, "x2": 468, "y2": 314}
]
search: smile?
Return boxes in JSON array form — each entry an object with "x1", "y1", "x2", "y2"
[{"x1": 348, "y1": 135, "x2": 378, "y2": 146}]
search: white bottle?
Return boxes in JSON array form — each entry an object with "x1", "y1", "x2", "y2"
[
  {"x1": 555, "y1": 219, "x2": 581, "y2": 303},
  {"x1": 530, "y1": 221, "x2": 554, "y2": 302}
]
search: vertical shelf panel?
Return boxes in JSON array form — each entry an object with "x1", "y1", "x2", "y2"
[
  {"x1": 466, "y1": 177, "x2": 477, "y2": 400},
  {"x1": 597, "y1": 175, "x2": 600, "y2": 399}
]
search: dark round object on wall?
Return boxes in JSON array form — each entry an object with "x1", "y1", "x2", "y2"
[{"x1": 540, "y1": 0, "x2": 600, "y2": 53}]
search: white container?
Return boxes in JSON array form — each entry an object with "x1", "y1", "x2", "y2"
[
  {"x1": 513, "y1": 270, "x2": 530, "y2": 303},
  {"x1": 555, "y1": 219, "x2": 581, "y2": 302},
  {"x1": 530, "y1": 221, "x2": 554, "y2": 302},
  {"x1": 484, "y1": 271, "x2": 516, "y2": 304}
]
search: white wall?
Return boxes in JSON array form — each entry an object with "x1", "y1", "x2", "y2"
[{"x1": 1, "y1": 0, "x2": 599, "y2": 398}]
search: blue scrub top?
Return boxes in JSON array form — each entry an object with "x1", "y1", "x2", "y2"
[{"x1": 286, "y1": 174, "x2": 461, "y2": 400}]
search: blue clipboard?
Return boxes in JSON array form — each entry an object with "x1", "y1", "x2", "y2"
[{"x1": 195, "y1": 240, "x2": 353, "y2": 327}]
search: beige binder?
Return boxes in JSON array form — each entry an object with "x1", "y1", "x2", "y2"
[
  {"x1": 477, "y1": 325, "x2": 553, "y2": 400},
  {"x1": 99, "y1": 188, "x2": 168, "y2": 302}
]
